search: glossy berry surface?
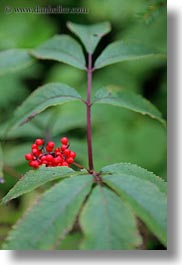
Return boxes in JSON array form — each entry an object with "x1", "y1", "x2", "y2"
[
  {"x1": 61, "y1": 137, "x2": 69, "y2": 145},
  {"x1": 25, "y1": 137, "x2": 76, "y2": 169}
]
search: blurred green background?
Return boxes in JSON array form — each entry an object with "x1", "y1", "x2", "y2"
[{"x1": 0, "y1": 0, "x2": 166, "y2": 249}]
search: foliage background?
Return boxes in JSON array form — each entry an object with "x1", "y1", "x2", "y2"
[{"x1": 0, "y1": 0, "x2": 166, "y2": 249}]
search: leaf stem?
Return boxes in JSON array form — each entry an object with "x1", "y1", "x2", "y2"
[{"x1": 87, "y1": 53, "x2": 94, "y2": 172}]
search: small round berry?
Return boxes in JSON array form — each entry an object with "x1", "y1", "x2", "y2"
[
  {"x1": 41, "y1": 160, "x2": 48, "y2": 165},
  {"x1": 32, "y1": 148, "x2": 39, "y2": 155},
  {"x1": 46, "y1": 146, "x2": 53, "y2": 152},
  {"x1": 62, "y1": 161, "x2": 69, "y2": 167},
  {"x1": 61, "y1": 137, "x2": 69, "y2": 145},
  {"x1": 29, "y1": 160, "x2": 39, "y2": 168},
  {"x1": 25, "y1": 153, "x2": 33, "y2": 161},
  {"x1": 64, "y1": 149, "x2": 70, "y2": 156},
  {"x1": 66, "y1": 157, "x2": 74, "y2": 164},
  {"x1": 47, "y1": 141, "x2": 55, "y2": 149},
  {"x1": 70, "y1": 151, "x2": 76, "y2": 159},
  {"x1": 32, "y1": 143, "x2": 37, "y2": 149},
  {"x1": 61, "y1": 144, "x2": 67, "y2": 151},
  {"x1": 54, "y1": 156, "x2": 62, "y2": 164},
  {"x1": 40, "y1": 155, "x2": 46, "y2": 161},
  {"x1": 35, "y1": 138, "x2": 44, "y2": 146},
  {"x1": 46, "y1": 154, "x2": 54, "y2": 162}
]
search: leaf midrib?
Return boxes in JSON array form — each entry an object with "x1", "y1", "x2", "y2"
[
  {"x1": 99, "y1": 187, "x2": 113, "y2": 248},
  {"x1": 94, "y1": 96, "x2": 161, "y2": 116},
  {"x1": 34, "y1": 46, "x2": 85, "y2": 68},
  {"x1": 16, "y1": 94, "x2": 82, "y2": 123},
  {"x1": 96, "y1": 53, "x2": 161, "y2": 67},
  {"x1": 32, "y1": 179, "x2": 91, "y2": 247},
  {"x1": 103, "y1": 177, "x2": 166, "y2": 229}
]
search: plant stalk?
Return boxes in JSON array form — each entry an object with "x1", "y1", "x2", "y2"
[{"x1": 86, "y1": 53, "x2": 94, "y2": 172}]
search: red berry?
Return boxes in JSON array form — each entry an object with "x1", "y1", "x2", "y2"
[
  {"x1": 46, "y1": 154, "x2": 54, "y2": 162},
  {"x1": 64, "y1": 149, "x2": 70, "y2": 156},
  {"x1": 35, "y1": 138, "x2": 44, "y2": 146},
  {"x1": 32, "y1": 143, "x2": 37, "y2": 149},
  {"x1": 40, "y1": 155, "x2": 46, "y2": 161},
  {"x1": 62, "y1": 161, "x2": 69, "y2": 167},
  {"x1": 61, "y1": 144, "x2": 67, "y2": 151},
  {"x1": 25, "y1": 153, "x2": 33, "y2": 161},
  {"x1": 46, "y1": 141, "x2": 55, "y2": 152},
  {"x1": 32, "y1": 148, "x2": 39, "y2": 155},
  {"x1": 29, "y1": 160, "x2": 39, "y2": 168},
  {"x1": 46, "y1": 146, "x2": 52, "y2": 152},
  {"x1": 46, "y1": 146, "x2": 53, "y2": 152},
  {"x1": 26, "y1": 137, "x2": 76, "y2": 169},
  {"x1": 70, "y1": 151, "x2": 76, "y2": 158},
  {"x1": 61, "y1": 137, "x2": 68, "y2": 145},
  {"x1": 42, "y1": 160, "x2": 48, "y2": 165},
  {"x1": 66, "y1": 157, "x2": 74, "y2": 164},
  {"x1": 47, "y1": 141, "x2": 55, "y2": 149},
  {"x1": 54, "y1": 156, "x2": 62, "y2": 164}
]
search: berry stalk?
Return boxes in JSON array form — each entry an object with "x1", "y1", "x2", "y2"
[{"x1": 86, "y1": 53, "x2": 94, "y2": 172}]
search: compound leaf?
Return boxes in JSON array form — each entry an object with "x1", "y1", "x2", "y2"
[
  {"x1": 80, "y1": 186, "x2": 141, "y2": 250},
  {"x1": 3, "y1": 174, "x2": 93, "y2": 250}
]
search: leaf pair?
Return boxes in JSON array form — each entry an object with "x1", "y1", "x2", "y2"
[
  {"x1": 0, "y1": 21, "x2": 166, "y2": 134},
  {"x1": 5, "y1": 82, "x2": 165, "y2": 133},
  {"x1": 2, "y1": 163, "x2": 167, "y2": 249},
  {"x1": 32, "y1": 21, "x2": 165, "y2": 70},
  {"x1": 0, "y1": 21, "x2": 166, "y2": 74}
]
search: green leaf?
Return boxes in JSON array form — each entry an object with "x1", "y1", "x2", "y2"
[
  {"x1": 102, "y1": 163, "x2": 167, "y2": 246},
  {"x1": 95, "y1": 40, "x2": 166, "y2": 69},
  {"x1": 0, "y1": 49, "x2": 34, "y2": 76},
  {"x1": 3, "y1": 174, "x2": 93, "y2": 250},
  {"x1": 67, "y1": 21, "x2": 111, "y2": 54},
  {"x1": 60, "y1": 232, "x2": 82, "y2": 250},
  {"x1": 102, "y1": 163, "x2": 166, "y2": 194},
  {"x1": 6, "y1": 82, "x2": 83, "y2": 132},
  {"x1": 80, "y1": 186, "x2": 141, "y2": 250},
  {"x1": 93, "y1": 86, "x2": 165, "y2": 124},
  {"x1": 0, "y1": 144, "x2": 4, "y2": 183},
  {"x1": 31, "y1": 35, "x2": 86, "y2": 70},
  {"x1": 1, "y1": 166, "x2": 78, "y2": 204}
]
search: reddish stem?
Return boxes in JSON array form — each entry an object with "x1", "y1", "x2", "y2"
[{"x1": 86, "y1": 53, "x2": 94, "y2": 172}]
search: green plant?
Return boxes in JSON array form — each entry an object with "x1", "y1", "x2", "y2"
[{"x1": 1, "y1": 22, "x2": 166, "y2": 250}]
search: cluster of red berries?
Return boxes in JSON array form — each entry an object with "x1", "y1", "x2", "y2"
[{"x1": 25, "y1": 137, "x2": 76, "y2": 169}]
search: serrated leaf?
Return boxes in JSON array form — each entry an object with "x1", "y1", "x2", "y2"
[
  {"x1": 1, "y1": 166, "x2": 77, "y2": 204},
  {"x1": 102, "y1": 164, "x2": 167, "y2": 246},
  {"x1": 102, "y1": 163, "x2": 166, "y2": 194},
  {"x1": 31, "y1": 35, "x2": 86, "y2": 70},
  {"x1": 3, "y1": 174, "x2": 93, "y2": 250},
  {"x1": 93, "y1": 86, "x2": 165, "y2": 124},
  {"x1": 0, "y1": 49, "x2": 34, "y2": 76},
  {"x1": 95, "y1": 40, "x2": 166, "y2": 69},
  {"x1": 67, "y1": 21, "x2": 111, "y2": 54},
  {"x1": 80, "y1": 186, "x2": 141, "y2": 250},
  {"x1": 6, "y1": 82, "x2": 83, "y2": 132}
]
